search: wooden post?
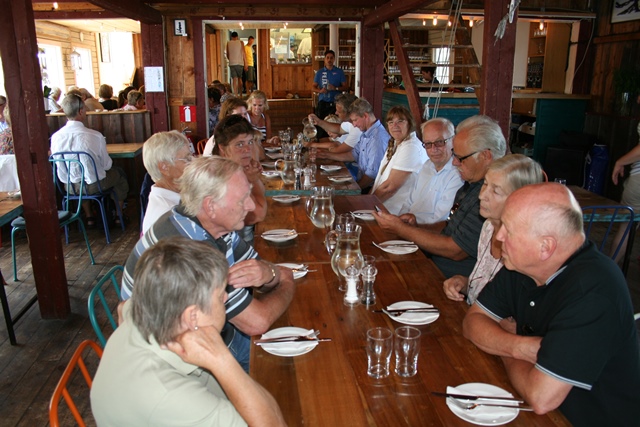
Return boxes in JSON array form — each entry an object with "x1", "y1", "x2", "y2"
[
  {"x1": 0, "y1": 0, "x2": 69, "y2": 318},
  {"x1": 481, "y1": 0, "x2": 518, "y2": 141},
  {"x1": 192, "y1": 18, "x2": 207, "y2": 136},
  {"x1": 360, "y1": 24, "x2": 385, "y2": 118},
  {"x1": 389, "y1": 19, "x2": 424, "y2": 131},
  {"x1": 141, "y1": 22, "x2": 169, "y2": 135}
]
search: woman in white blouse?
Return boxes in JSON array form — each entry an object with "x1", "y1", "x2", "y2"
[{"x1": 370, "y1": 106, "x2": 427, "y2": 214}]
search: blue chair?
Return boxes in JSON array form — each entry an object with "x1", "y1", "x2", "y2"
[
  {"x1": 11, "y1": 158, "x2": 95, "y2": 281},
  {"x1": 582, "y1": 205, "x2": 635, "y2": 274},
  {"x1": 139, "y1": 172, "x2": 155, "y2": 232},
  {"x1": 87, "y1": 265, "x2": 123, "y2": 347},
  {"x1": 49, "y1": 151, "x2": 125, "y2": 244}
]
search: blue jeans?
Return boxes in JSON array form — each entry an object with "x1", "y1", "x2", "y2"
[{"x1": 227, "y1": 327, "x2": 250, "y2": 373}]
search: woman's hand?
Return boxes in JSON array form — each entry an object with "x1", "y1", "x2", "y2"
[
  {"x1": 443, "y1": 275, "x2": 468, "y2": 301},
  {"x1": 164, "y1": 325, "x2": 227, "y2": 367},
  {"x1": 612, "y1": 161, "x2": 625, "y2": 185},
  {"x1": 244, "y1": 159, "x2": 263, "y2": 183}
]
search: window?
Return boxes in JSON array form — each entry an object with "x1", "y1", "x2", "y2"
[
  {"x1": 74, "y1": 47, "x2": 94, "y2": 91},
  {"x1": 432, "y1": 47, "x2": 450, "y2": 84},
  {"x1": 38, "y1": 44, "x2": 65, "y2": 90}
]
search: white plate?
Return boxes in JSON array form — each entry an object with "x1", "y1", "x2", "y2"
[
  {"x1": 328, "y1": 176, "x2": 352, "y2": 184},
  {"x1": 261, "y1": 229, "x2": 298, "y2": 242},
  {"x1": 376, "y1": 240, "x2": 419, "y2": 254},
  {"x1": 352, "y1": 210, "x2": 375, "y2": 221},
  {"x1": 261, "y1": 161, "x2": 276, "y2": 168},
  {"x1": 277, "y1": 263, "x2": 308, "y2": 280},
  {"x1": 266, "y1": 152, "x2": 284, "y2": 160},
  {"x1": 272, "y1": 195, "x2": 301, "y2": 204},
  {"x1": 259, "y1": 327, "x2": 319, "y2": 357},
  {"x1": 264, "y1": 146, "x2": 281, "y2": 152},
  {"x1": 262, "y1": 171, "x2": 280, "y2": 178},
  {"x1": 320, "y1": 164, "x2": 342, "y2": 172},
  {"x1": 446, "y1": 383, "x2": 519, "y2": 425},
  {"x1": 386, "y1": 301, "x2": 440, "y2": 325}
]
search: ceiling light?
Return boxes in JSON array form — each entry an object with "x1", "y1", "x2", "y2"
[
  {"x1": 539, "y1": 20, "x2": 545, "y2": 30},
  {"x1": 53, "y1": 2, "x2": 58, "y2": 9},
  {"x1": 432, "y1": 16, "x2": 437, "y2": 26},
  {"x1": 448, "y1": 20, "x2": 452, "y2": 27},
  {"x1": 469, "y1": 19, "x2": 474, "y2": 27},
  {"x1": 423, "y1": 19, "x2": 426, "y2": 26}
]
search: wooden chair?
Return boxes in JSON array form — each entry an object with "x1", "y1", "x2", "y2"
[
  {"x1": 196, "y1": 138, "x2": 208, "y2": 155},
  {"x1": 11, "y1": 157, "x2": 95, "y2": 281},
  {"x1": 582, "y1": 205, "x2": 635, "y2": 274},
  {"x1": 50, "y1": 151, "x2": 125, "y2": 244},
  {"x1": 87, "y1": 265, "x2": 123, "y2": 347},
  {"x1": 49, "y1": 340, "x2": 103, "y2": 427}
]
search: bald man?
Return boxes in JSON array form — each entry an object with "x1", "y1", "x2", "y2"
[{"x1": 463, "y1": 183, "x2": 640, "y2": 426}]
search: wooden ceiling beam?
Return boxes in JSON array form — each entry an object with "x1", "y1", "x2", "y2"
[
  {"x1": 86, "y1": 0, "x2": 162, "y2": 24},
  {"x1": 363, "y1": 0, "x2": 436, "y2": 27},
  {"x1": 34, "y1": 10, "x2": 121, "y2": 19}
]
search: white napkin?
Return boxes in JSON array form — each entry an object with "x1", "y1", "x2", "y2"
[
  {"x1": 260, "y1": 329, "x2": 316, "y2": 352},
  {"x1": 447, "y1": 386, "x2": 518, "y2": 420}
]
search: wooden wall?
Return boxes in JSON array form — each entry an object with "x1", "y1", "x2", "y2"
[
  {"x1": 35, "y1": 21, "x2": 101, "y2": 96},
  {"x1": 589, "y1": 0, "x2": 640, "y2": 115}
]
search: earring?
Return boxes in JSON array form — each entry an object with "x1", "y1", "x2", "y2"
[{"x1": 194, "y1": 325, "x2": 199, "y2": 331}]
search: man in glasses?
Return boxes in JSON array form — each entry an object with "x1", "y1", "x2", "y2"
[
  {"x1": 374, "y1": 115, "x2": 505, "y2": 278},
  {"x1": 463, "y1": 183, "x2": 640, "y2": 425},
  {"x1": 393, "y1": 117, "x2": 464, "y2": 223},
  {"x1": 50, "y1": 93, "x2": 129, "y2": 227}
]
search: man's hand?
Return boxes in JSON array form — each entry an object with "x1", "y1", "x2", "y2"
[
  {"x1": 398, "y1": 213, "x2": 417, "y2": 226},
  {"x1": 612, "y1": 162, "x2": 625, "y2": 185},
  {"x1": 372, "y1": 210, "x2": 404, "y2": 234},
  {"x1": 228, "y1": 259, "x2": 276, "y2": 289},
  {"x1": 164, "y1": 325, "x2": 227, "y2": 367},
  {"x1": 443, "y1": 275, "x2": 467, "y2": 301}
]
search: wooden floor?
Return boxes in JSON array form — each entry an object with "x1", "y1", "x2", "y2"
[{"x1": 0, "y1": 207, "x2": 639, "y2": 426}]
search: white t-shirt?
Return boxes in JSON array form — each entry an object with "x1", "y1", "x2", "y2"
[
  {"x1": 340, "y1": 122, "x2": 362, "y2": 148},
  {"x1": 371, "y1": 132, "x2": 428, "y2": 215},
  {"x1": 142, "y1": 185, "x2": 181, "y2": 233}
]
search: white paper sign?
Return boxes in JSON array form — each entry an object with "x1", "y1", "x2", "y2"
[{"x1": 144, "y1": 67, "x2": 164, "y2": 93}]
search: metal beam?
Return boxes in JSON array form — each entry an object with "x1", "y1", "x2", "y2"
[
  {"x1": 363, "y1": 0, "x2": 435, "y2": 27},
  {"x1": 87, "y1": 0, "x2": 162, "y2": 25}
]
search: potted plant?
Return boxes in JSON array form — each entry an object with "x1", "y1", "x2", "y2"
[
  {"x1": 43, "y1": 85, "x2": 52, "y2": 114},
  {"x1": 613, "y1": 67, "x2": 640, "y2": 116}
]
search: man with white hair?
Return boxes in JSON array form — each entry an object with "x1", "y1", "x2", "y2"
[
  {"x1": 121, "y1": 156, "x2": 295, "y2": 372},
  {"x1": 463, "y1": 183, "x2": 640, "y2": 425},
  {"x1": 374, "y1": 115, "x2": 506, "y2": 278}
]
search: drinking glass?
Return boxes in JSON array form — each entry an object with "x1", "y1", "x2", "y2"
[
  {"x1": 366, "y1": 327, "x2": 393, "y2": 379},
  {"x1": 394, "y1": 326, "x2": 421, "y2": 377}
]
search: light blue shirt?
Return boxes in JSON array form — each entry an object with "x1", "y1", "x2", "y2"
[
  {"x1": 400, "y1": 156, "x2": 464, "y2": 224},
  {"x1": 351, "y1": 120, "x2": 389, "y2": 181}
]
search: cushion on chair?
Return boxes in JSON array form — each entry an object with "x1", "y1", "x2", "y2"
[{"x1": 11, "y1": 216, "x2": 25, "y2": 227}]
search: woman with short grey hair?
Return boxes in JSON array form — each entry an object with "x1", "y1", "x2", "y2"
[
  {"x1": 443, "y1": 154, "x2": 544, "y2": 304},
  {"x1": 141, "y1": 130, "x2": 193, "y2": 233},
  {"x1": 91, "y1": 237, "x2": 286, "y2": 426}
]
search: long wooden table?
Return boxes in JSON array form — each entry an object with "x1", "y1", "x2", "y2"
[
  {"x1": 251, "y1": 195, "x2": 569, "y2": 426},
  {"x1": 107, "y1": 142, "x2": 145, "y2": 200},
  {"x1": 106, "y1": 142, "x2": 144, "y2": 159},
  {"x1": 261, "y1": 158, "x2": 361, "y2": 196},
  {"x1": 0, "y1": 192, "x2": 23, "y2": 228}
]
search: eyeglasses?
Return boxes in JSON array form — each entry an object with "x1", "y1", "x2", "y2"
[
  {"x1": 422, "y1": 136, "x2": 452, "y2": 149},
  {"x1": 451, "y1": 148, "x2": 482, "y2": 163},
  {"x1": 175, "y1": 154, "x2": 194, "y2": 163},
  {"x1": 386, "y1": 119, "x2": 407, "y2": 127}
]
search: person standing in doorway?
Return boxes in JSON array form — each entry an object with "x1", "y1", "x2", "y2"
[
  {"x1": 244, "y1": 36, "x2": 256, "y2": 95},
  {"x1": 226, "y1": 31, "x2": 247, "y2": 97},
  {"x1": 312, "y1": 50, "x2": 347, "y2": 138}
]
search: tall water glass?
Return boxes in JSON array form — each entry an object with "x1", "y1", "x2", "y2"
[
  {"x1": 394, "y1": 326, "x2": 421, "y2": 377},
  {"x1": 366, "y1": 327, "x2": 393, "y2": 379}
]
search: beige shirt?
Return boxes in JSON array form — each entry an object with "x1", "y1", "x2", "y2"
[{"x1": 91, "y1": 301, "x2": 247, "y2": 427}]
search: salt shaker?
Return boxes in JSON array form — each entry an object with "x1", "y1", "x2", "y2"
[
  {"x1": 343, "y1": 264, "x2": 361, "y2": 307},
  {"x1": 303, "y1": 166, "x2": 312, "y2": 188},
  {"x1": 361, "y1": 265, "x2": 378, "y2": 306}
]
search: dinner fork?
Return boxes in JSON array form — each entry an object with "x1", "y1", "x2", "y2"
[
  {"x1": 254, "y1": 330, "x2": 320, "y2": 344},
  {"x1": 447, "y1": 397, "x2": 533, "y2": 412}
]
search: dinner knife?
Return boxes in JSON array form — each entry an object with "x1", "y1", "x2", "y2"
[
  {"x1": 254, "y1": 338, "x2": 332, "y2": 345},
  {"x1": 431, "y1": 391, "x2": 525, "y2": 404},
  {"x1": 373, "y1": 308, "x2": 439, "y2": 314}
]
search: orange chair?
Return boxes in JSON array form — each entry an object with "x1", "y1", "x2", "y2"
[
  {"x1": 49, "y1": 340, "x2": 103, "y2": 427},
  {"x1": 196, "y1": 138, "x2": 208, "y2": 155}
]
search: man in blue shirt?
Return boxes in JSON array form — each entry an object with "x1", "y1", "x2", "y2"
[
  {"x1": 319, "y1": 98, "x2": 388, "y2": 192},
  {"x1": 313, "y1": 50, "x2": 348, "y2": 137}
]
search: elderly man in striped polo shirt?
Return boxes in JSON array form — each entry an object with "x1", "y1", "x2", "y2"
[
  {"x1": 374, "y1": 115, "x2": 506, "y2": 278},
  {"x1": 120, "y1": 156, "x2": 296, "y2": 372}
]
